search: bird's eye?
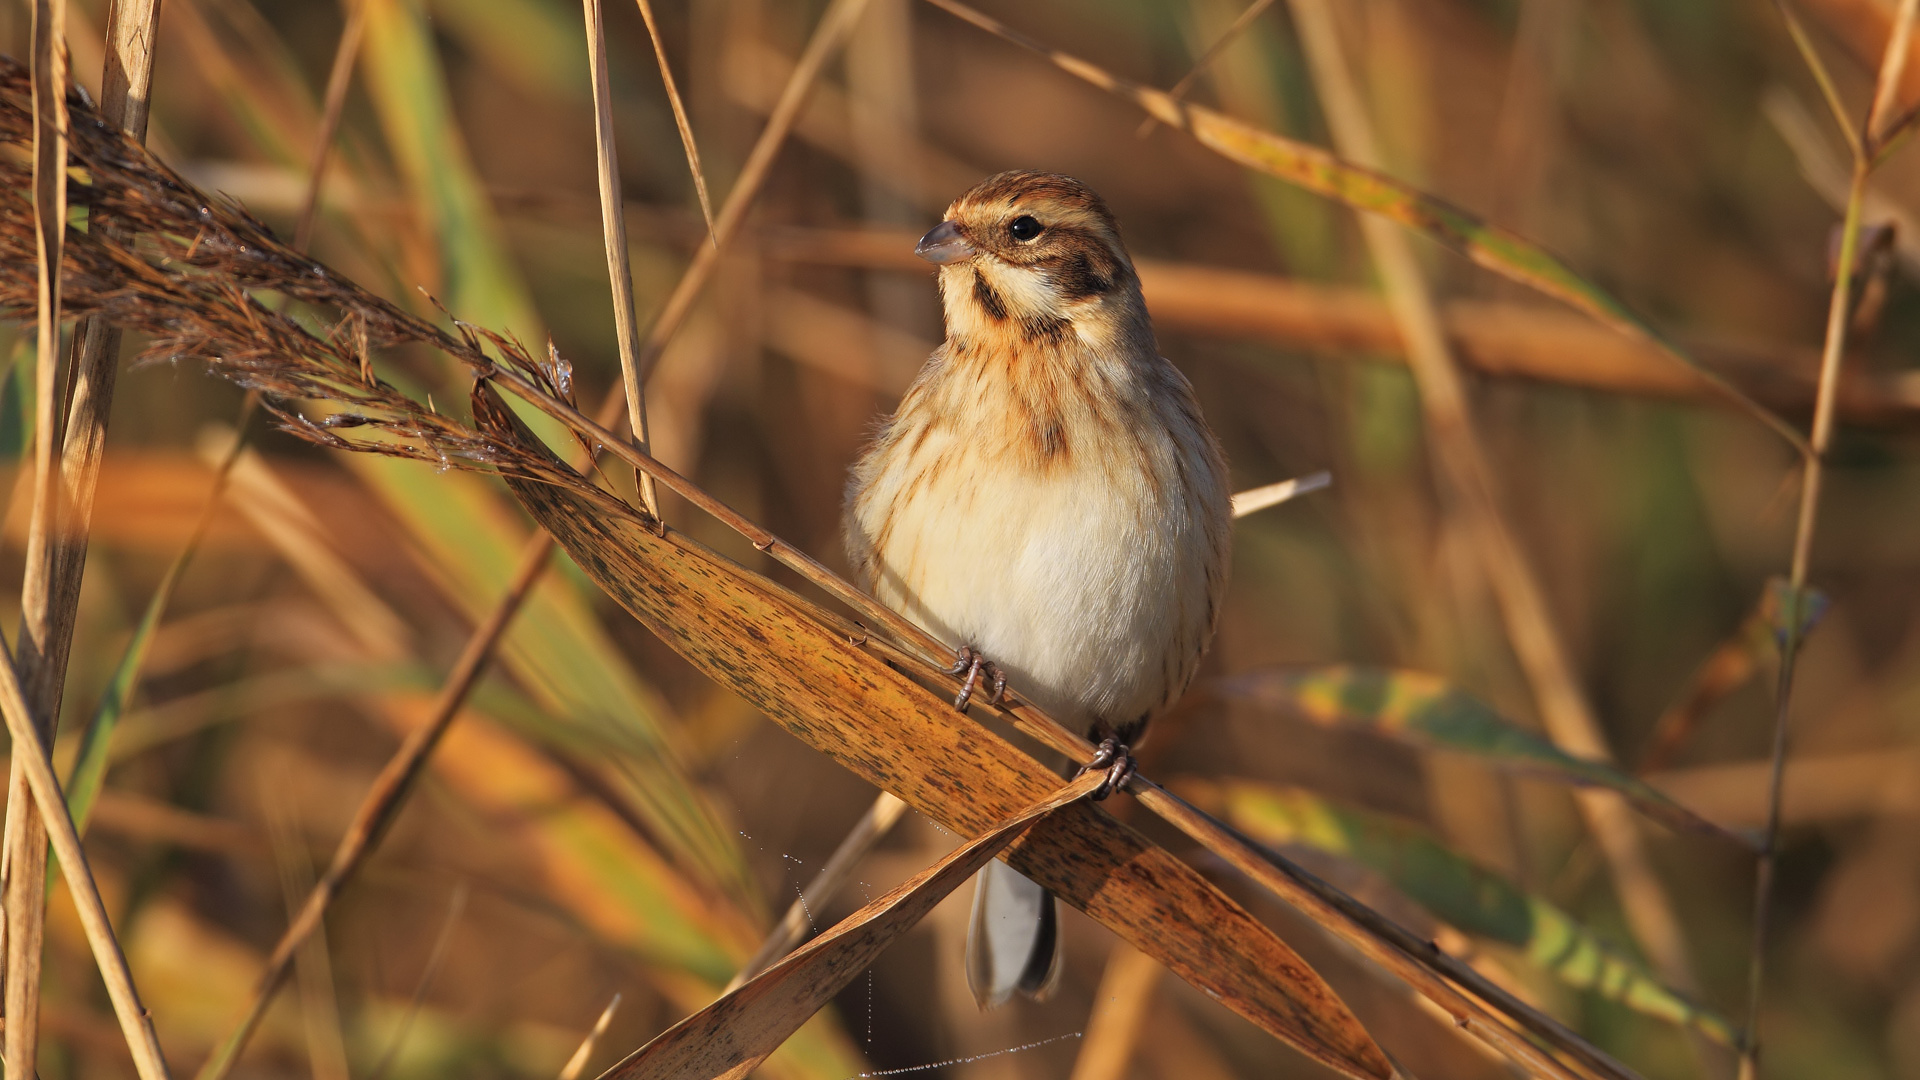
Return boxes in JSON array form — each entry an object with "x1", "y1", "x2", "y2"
[{"x1": 1008, "y1": 215, "x2": 1043, "y2": 242}]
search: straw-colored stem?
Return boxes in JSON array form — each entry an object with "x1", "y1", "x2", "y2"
[
  {"x1": 557, "y1": 994, "x2": 622, "y2": 1080},
  {"x1": 1740, "y1": 1, "x2": 1918, "y2": 1068},
  {"x1": 625, "y1": 0, "x2": 875, "y2": 387},
  {"x1": 1738, "y1": 154, "x2": 1873, "y2": 1080},
  {"x1": 1284, "y1": 0, "x2": 1708, "y2": 1034},
  {"x1": 1868, "y1": 0, "x2": 1920, "y2": 141},
  {"x1": 723, "y1": 791, "x2": 908, "y2": 991},
  {"x1": 0, "y1": 642, "x2": 170, "y2": 1079},
  {"x1": 5, "y1": 0, "x2": 70, "y2": 1072},
  {"x1": 293, "y1": 0, "x2": 369, "y2": 254},
  {"x1": 632, "y1": 0, "x2": 715, "y2": 243},
  {"x1": 584, "y1": 0, "x2": 659, "y2": 518}
]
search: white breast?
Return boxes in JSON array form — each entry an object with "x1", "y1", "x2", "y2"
[{"x1": 846, "y1": 353, "x2": 1226, "y2": 736}]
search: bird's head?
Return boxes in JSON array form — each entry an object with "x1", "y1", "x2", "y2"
[{"x1": 915, "y1": 171, "x2": 1145, "y2": 351}]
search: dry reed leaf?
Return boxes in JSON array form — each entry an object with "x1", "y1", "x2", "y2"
[
  {"x1": 467, "y1": 385, "x2": 1393, "y2": 1080},
  {"x1": 603, "y1": 770, "x2": 1107, "y2": 1080},
  {"x1": 918, "y1": 0, "x2": 1808, "y2": 455},
  {"x1": 763, "y1": 226, "x2": 1920, "y2": 423}
]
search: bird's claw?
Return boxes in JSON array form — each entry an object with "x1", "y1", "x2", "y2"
[
  {"x1": 1079, "y1": 736, "x2": 1136, "y2": 801},
  {"x1": 950, "y1": 647, "x2": 1007, "y2": 711}
]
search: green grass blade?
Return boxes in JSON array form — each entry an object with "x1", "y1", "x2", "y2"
[
  {"x1": 428, "y1": 0, "x2": 585, "y2": 101},
  {"x1": 1203, "y1": 779, "x2": 1740, "y2": 1046},
  {"x1": 361, "y1": 0, "x2": 542, "y2": 340},
  {"x1": 1216, "y1": 665, "x2": 1747, "y2": 845},
  {"x1": 61, "y1": 554, "x2": 179, "y2": 835}
]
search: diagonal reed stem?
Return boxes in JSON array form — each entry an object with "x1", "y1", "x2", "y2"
[
  {"x1": 293, "y1": 0, "x2": 370, "y2": 254},
  {"x1": 1739, "y1": 3, "x2": 1917, "y2": 1070}
]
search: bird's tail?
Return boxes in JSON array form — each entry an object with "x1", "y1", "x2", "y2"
[{"x1": 964, "y1": 858, "x2": 1063, "y2": 1008}]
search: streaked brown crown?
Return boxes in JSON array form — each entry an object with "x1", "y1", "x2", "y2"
[{"x1": 944, "y1": 170, "x2": 1136, "y2": 300}]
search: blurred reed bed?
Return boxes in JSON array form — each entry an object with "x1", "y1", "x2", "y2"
[{"x1": 0, "y1": 0, "x2": 1916, "y2": 1079}]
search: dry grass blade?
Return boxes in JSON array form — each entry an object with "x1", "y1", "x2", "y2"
[
  {"x1": 724, "y1": 791, "x2": 909, "y2": 992},
  {"x1": 767, "y1": 225, "x2": 1920, "y2": 422},
  {"x1": 917, "y1": 0, "x2": 1811, "y2": 458},
  {"x1": 632, "y1": 0, "x2": 715, "y2": 244},
  {"x1": 0, "y1": 642, "x2": 170, "y2": 1080},
  {"x1": 294, "y1": 0, "x2": 370, "y2": 252},
  {"x1": 1868, "y1": 0, "x2": 1920, "y2": 140},
  {"x1": 1067, "y1": 943, "x2": 1162, "y2": 1080},
  {"x1": 471, "y1": 383, "x2": 1391, "y2": 1079},
  {"x1": 5, "y1": 0, "x2": 73, "y2": 1071},
  {"x1": 1232, "y1": 471, "x2": 1332, "y2": 518},
  {"x1": 95, "y1": 0, "x2": 870, "y2": 1065},
  {"x1": 558, "y1": 993, "x2": 621, "y2": 1080},
  {"x1": 604, "y1": 771, "x2": 1106, "y2": 1080},
  {"x1": 584, "y1": 0, "x2": 659, "y2": 516}
]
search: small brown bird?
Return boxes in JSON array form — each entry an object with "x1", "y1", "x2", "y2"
[{"x1": 845, "y1": 171, "x2": 1232, "y2": 1007}]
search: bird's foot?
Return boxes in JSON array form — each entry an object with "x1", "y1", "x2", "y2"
[
  {"x1": 948, "y1": 646, "x2": 1007, "y2": 711},
  {"x1": 1078, "y1": 736, "x2": 1136, "y2": 801}
]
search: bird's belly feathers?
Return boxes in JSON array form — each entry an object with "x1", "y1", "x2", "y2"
[{"x1": 855, "y1": 436, "x2": 1212, "y2": 732}]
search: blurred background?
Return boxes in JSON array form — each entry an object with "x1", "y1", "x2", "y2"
[{"x1": 1, "y1": 0, "x2": 1918, "y2": 1076}]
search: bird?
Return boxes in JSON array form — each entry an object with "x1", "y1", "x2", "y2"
[{"x1": 844, "y1": 170, "x2": 1232, "y2": 1008}]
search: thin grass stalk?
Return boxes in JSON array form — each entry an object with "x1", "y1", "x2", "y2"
[
  {"x1": 723, "y1": 791, "x2": 908, "y2": 991},
  {"x1": 1736, "y1": 0, "x2": 1915, "y2": 1054},
  {"x1": 630, "y1": 0, "x2": 874, "y2": 381},
  {"x1": 1282, "y1": 1, "x2": 1711, "y2": 1055},
  {"x1": 1135, "y1": 0, "x2": 1277, "y2": 138},
  {"x1": 264, "y1": 790, "x2": 351, "y2": 1080},
  {"x1": 1771, "y1": 0, "x2": 1866, "y2": 160},
  {"x1": 556, "y1": 994, "x2": 621, "y2": 1080},
  {"x1": 293, "y1": 0, "x2": 369, "y2": 253},
  {"x1": 3, "y1": 0, "x2": 70, "y2": 1071},
  {"x1": 191, "y1": 6, "x2": 874, "y2": 1072},
  {"x1": 1867, "y1": 0, "x2": 1920, "y2": 140},
  {"x1": 631, "y1": 0, "x2": 715, "y2": 243},
  {"x1": 583, "y1": 0, "x2": 659, "y2": 518},
  {"x1": 0, "y1": 642, "x2": 169, "y2": 1079},
  {"x1": 365, "y1": 882, "x2": 466, "y2": 1080}
]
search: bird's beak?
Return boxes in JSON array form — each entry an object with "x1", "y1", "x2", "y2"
[{"x1": 915, "y1": 220, "x2": 976, "y2": 265}]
